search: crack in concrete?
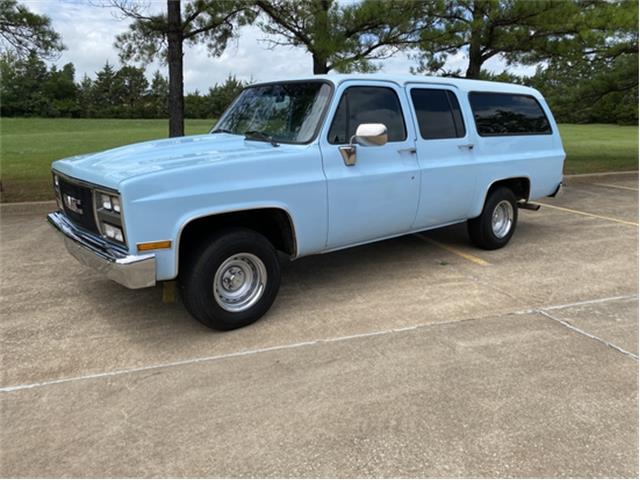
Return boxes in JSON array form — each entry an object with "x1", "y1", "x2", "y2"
[
  {"x1": 537, "y1": 309, "x2": 638, "y2": 361},
  {"x1": 1, "y1": 294, "x2": 637, "y2": 393}
]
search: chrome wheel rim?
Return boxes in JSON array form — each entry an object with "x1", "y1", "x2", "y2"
[
  {"x1": 213, "y1": 253, "x2": 267, "y2": 312},
  {"x1": 491, "y1": 200, "x2": 514, "y2": 239}
]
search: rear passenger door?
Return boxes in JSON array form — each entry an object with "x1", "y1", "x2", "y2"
[{"x1": 407, "y1": 85, "x2": 478, "y2": 228}]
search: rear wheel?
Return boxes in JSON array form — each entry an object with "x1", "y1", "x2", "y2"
[
  {"x1": 468, "y1": 186, "x2": 518, "y2": 250},
  {"x1": 180, "y1": 228, "x2": 281, "y2": 330}
]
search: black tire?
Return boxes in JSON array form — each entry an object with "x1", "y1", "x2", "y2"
[
  {"x1": 180, "y1": 228, "x2": 281, "y2": 331},
  {"x1": 467, "y1": 186, "x2": 518, "y2": 250}
]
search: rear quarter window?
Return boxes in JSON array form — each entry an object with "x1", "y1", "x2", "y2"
[
  {"x1": 410, "y1": 89, "x2": 466, "y2": 140},
  {"x1": 469, "y1": 92, "x2": 552, "y2": 137}
]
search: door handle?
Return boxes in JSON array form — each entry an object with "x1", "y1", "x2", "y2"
[
  {"x1": 398, "y1": 147, "x2": 417, "y2": 154},
  {"x1": 458, "y1": 143, "x2": 474, "y2": 150}
]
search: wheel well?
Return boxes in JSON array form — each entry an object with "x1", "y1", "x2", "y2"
[
  {"x1": 488, "y1": 177, "x2": 530, "y2": 202},
  {"x1": 178, "y1": 208, "x2": 296, "y2": 270}
]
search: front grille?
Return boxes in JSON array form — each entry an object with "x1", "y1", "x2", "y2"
[{"x1": 58, "y1": 177, "x2": 99, "y2": 234}]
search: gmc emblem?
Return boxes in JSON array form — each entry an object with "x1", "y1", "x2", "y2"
[{"x1": 63, "y1": 194, "x2": 83, "y2": 214}]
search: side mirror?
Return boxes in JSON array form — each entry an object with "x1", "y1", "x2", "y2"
[
  {"x1": 354, "y1": 123, "x2": 388, "y2": 146},
  {"x1": 339, "y1": 123, "x2": 388, "y2": 166}
]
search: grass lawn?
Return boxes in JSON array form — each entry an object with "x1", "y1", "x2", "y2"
[
  {"x1": 558, "y1": 124, "x2": 638, "y2": 175},
  {"x1": 1, "y1": 118, "x2": 637, "y2": 203}
]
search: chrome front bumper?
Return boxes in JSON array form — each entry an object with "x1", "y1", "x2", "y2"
[{"x1": 47, "y1": 211, "x2": 156, "y2": 289}]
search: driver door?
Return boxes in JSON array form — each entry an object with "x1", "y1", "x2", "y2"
[{"x1": 319, "y1": 81, "x2": 420, "y2": 249}]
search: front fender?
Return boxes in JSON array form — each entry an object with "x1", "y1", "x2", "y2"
[{"x1": 118, "y1": 149, "x2": 327, "y2": 281}]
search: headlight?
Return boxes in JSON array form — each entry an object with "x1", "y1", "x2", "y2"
[
  {"x1": 95, "y1": 189, "x2": 126, "y2": 245},
  {"x1": 99, "y1": 193, "x2": 121, "y2": 213},
  {"x1": 102, "y1": 223, "x2": 124, "y2": 243}
]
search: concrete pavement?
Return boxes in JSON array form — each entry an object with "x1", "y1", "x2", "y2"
[{"x1": 1, "y1": 173, "x2": 637, "y2": 477}]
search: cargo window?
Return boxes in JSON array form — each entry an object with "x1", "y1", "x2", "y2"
[
  {"x1": 410, "y1": 89, "x2": 466, "y2": 140},
  {"x1": 469, "y1": 92, "x2": 552, "y2": 136},
  {"x1": 328, "y1": 86, "x2": 407, "y2": 144}
]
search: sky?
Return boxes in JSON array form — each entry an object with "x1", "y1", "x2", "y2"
[{"x1": 26, "y1": 0, "x2": 535, "y2": 92}]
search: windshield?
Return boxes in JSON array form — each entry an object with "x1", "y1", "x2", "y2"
[{"x1": 213, "y1": 81, "x2": 332, "y2": 144}]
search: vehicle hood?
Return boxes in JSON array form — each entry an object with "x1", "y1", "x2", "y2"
[{"x1": 52, "y1": 133, "x2": 300, "y2": 190}]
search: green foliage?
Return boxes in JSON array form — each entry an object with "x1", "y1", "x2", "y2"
[
  {"x1": 113, "y1": 0, "x2": 255, "y2": 65},
  {"x1": 526, "y1": 0, "x2": 638, "y2": 125},
  {"x1": 205, "y1": 74, "x2": 246, "y2": 117},
  {"x1": 412, "y1": 0, "x2": 635, "y2": 79},
  {"x1": 528, "y1": 54, "x2": 638, "y2": 125},
  {"x1": 6, "y1": 57, "x2": 84, "y2": 117},
  {"x1": 0, "y1": 0, "x2": 64, "y2": 59},
  {"x1": 184, "y1": 75, "x2": 247, "y2": 118},
  {"x1": 148, "y1": 70, "x2": 169, "y2": 117},
  {"x1": 0, "y1": 54, "x2": 247, "y2": 120},
  {"x1": 255, "y1": 0, "x2": 419, "y2": 73}
]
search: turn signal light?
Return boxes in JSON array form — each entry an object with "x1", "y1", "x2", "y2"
[{"x1": 137, "y1": 240, "x2": 172, "y2": 252}]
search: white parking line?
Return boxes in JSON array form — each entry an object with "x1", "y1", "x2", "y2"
[
  {"x1": 1, "y1": 294, "x2": 637, "y2": 393},
  {"x1": 592, "y1": 183, "x2": 639, "y2": 192}
]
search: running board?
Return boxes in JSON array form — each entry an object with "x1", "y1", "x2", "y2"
[{"x1": 518, "y1": 201, "x2": 541, "y2": 211}]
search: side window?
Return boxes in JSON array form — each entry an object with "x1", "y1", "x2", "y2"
[
  {"x1": 328, "y1": 86, "x2": 407, "y2": 144},
  {"x1": 410, "y1": 89, "x2": 466, "y2": 140},
  {"x1": 469, "y1": 92, "x2": 552, "y2": 136}
]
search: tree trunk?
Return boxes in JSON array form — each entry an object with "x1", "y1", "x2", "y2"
[
  {"x1": 313, "y1": 54, "x2": 329, "y2": 74},
  {"x1": 311, "y1": 0, "x2": 331, "y2": 74},
  {"x1": 167, "y1": 0, "x2": 184, "y2": 137},
  {"x1": 465, "y1": 2, "x2": 483, "y2": 79},
  {"x1": 465, "y1": 51, "x2": 482, "y2": 79}
]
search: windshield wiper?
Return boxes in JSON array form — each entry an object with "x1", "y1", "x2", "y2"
[
  {"x1": 244, "y1": 130, "x2": 279, "y2": 147},
  {"x1": 210, "y1": 128, "x2": 235, "y2": 134}
]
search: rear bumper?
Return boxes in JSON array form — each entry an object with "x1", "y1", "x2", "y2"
[{"x1": 47, "y1": 211, "x2": 156, "y2": 289}]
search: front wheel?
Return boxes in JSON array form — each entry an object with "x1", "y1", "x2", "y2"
[
  {"x1": 467, "y1": 187, "x2": 518, "y2": 250},
  {"x1": 180, "y1": 228, "x2": 281, "y2": 330}
]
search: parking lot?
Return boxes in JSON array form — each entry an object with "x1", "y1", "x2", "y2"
[{"x1": 1, "y1": 173, "x2": 637, "y2": 477}]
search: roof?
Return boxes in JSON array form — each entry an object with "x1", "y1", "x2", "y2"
[{"x1": 256, "y1": 73, "x2": 540, "y2": 96}]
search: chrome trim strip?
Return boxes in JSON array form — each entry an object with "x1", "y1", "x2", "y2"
[{"x1": 48, "y1": 211, "x2": 156, "y2": 289}]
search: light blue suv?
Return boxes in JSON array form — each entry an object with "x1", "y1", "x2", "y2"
[{"x1": 49, "y1": 74, "x2": 565, "y2": 330}]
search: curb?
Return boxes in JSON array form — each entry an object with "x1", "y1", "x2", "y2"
[{"x1": 0, "y1": 200, "x2": 56, "y2": 216}]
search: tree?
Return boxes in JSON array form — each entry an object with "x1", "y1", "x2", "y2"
[
  {"x1": 0, "y1": 52, "x2": 20, "y2": 115},
  {"x1": 112, "y1": 0, "x2": 255, "y2": 137},
  {"x1": 0, "y1": 0, "x2": 64, "y2": 59},
  {"x1": 42, "y1": 62, "x2": 79, "y2": 117},
  {"x1": 148, "y1": 70, "x2": 169, "y2": 117},
  {"x1": 512, "y1": 0, "x2": 638, "y2": 124},
  {"x1": 77, "y1": 74, "x2": 95, "y2": 117},
  {"x1": 255, "y1": 0, "x2": 420, "y2": 74},
  {"x1": 528, "y1": 54, "x2": 638, "y2": 124},
  {"x1": 412, "y1": 0, "x2": 607, "y2": 79},
  {"x1": 113, "y1": 65, "x2": 149, "y2": 117},
  {"x1": 92, "y1": 61, "x2": 118, "y2": 116},
  {"x1": 206, "y1": 74, "x2": 246, "y2": 117}
]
